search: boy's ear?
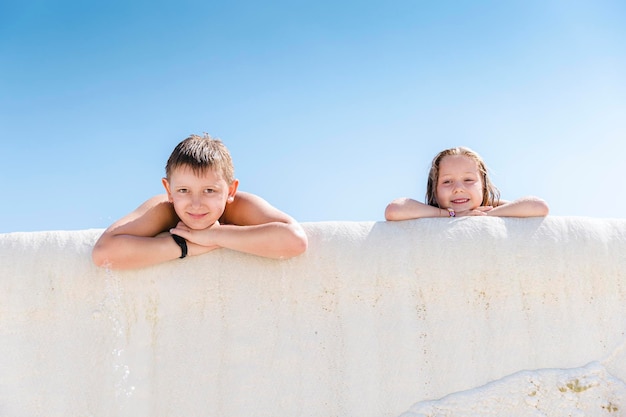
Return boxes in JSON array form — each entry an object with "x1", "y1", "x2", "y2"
[
  {"x1": 162, "y1": 178, "x2": 173, "y2": 202},
  {"x1": 227, "y1": 179, "x2": 239, "y2": 203}
]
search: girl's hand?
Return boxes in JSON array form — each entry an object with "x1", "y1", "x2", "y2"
[{"x1": 456, "y1": 206, "x2": 493, "y2": 217}]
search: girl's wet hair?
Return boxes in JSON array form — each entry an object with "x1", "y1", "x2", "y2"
[
  {"x1": 425, "y1": 146, "x2": 500, "y2": 208},
  {"x1": 165, "y1": 133, "x2": 235, "y2": 184}
]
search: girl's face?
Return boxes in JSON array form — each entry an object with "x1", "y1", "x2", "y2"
[
  {"x1": 435, "y1": 154, "x2": 484, "y2": 211},
  {"x1": 162, "y1": 165, "x2": 238, "y2": 230}
]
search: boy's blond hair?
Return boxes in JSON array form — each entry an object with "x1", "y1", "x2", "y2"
[
  {"x1": 425, "y1": 146, "x2": 500, "y2": 207},
  {"x1": 165, "y1": 134, "x2": 235, "y2": 184}
]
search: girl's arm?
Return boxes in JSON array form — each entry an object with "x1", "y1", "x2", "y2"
[
  {"x1": 385, "y1": 198, "x2": 450, "y2": 221},
  {"x1": 385, "y1": 196, "x2": 550, "y2": 220},
  {"x1": 170, "y1": 192, "x2": 308, "y2": 260},
  {"x1": 486, "y1": 196, "x2": 549, "y2": 218}
]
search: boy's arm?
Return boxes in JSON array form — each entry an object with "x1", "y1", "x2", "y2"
[
  {"x1": 385, "y1": 198, "x2": 449, "y2": 220},
  {"x1": 487, "y1": 196, "x2": 549, "y2": 217},
  {"x1": 92, "y1": 194, "x2": 217, "y2": 270},
  {"x1": 170, "y1": 191, "x2": 308, "y2": 259}
]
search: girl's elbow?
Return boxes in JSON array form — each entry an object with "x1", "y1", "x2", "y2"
[
  {"x1": 527, "y1": 196, "x2": 549, "y2": 216},
  {"x1": 385, "y1": 203, "x2": 403, "y2": 221},
  {"x1": 537, "y1": 200, "x2": 550, "y2": 216},
  {"x1": 517, "y1": 198, "x2": 549, "y2": 217}
]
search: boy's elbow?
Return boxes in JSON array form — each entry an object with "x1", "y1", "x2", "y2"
[
  {"x1": 275, "y1": 223, "x2": 308, "y2": 259},
  {"x1": 91, "y1": 242, "x2": 108, "y2": 268},
  {"x1": 291, "y1": 238, "x2": 308, "y2": 258},
  {"x1": 91, "y1": 237, "x2": 118, "y2": 269},
  {"x1": 286, "y1": 226, "x2": 308, "y2": 258}
]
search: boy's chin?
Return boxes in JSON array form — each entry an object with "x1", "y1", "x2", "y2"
[{"x1": 184, "y1": 219, "x2": 218, "y2": 231}]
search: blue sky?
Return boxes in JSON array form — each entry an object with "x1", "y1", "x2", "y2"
[{"x1": 1, "y1": 0, "x2": 625, "y2": 233}]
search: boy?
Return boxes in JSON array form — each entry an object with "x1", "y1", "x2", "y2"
[{"x1": 92, "y1": 134, "x2": 308, "y2": 270}]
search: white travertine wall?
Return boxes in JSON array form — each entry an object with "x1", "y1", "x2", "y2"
[{"x1": 1, "y1": 217, "x2": 626, "y2": 417}]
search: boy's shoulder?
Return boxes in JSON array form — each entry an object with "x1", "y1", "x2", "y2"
[
  {"x1": 222, "y1": 191, "x2": 296, "y2": 226},
  {"x1": 220, "y1": 191, "x2": 257, "y2": 225},
  {"x1": 130, "y1": 194, "x2": 179, "y2": 230}
]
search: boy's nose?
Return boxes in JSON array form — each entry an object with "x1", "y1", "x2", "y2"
[{"x1": 191, "y1": 194, "x2": 202, "y2": 207}]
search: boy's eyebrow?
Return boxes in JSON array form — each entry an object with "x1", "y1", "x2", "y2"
[{"x1": 176, "y1": 184, "x2": 223, "y2": 188}]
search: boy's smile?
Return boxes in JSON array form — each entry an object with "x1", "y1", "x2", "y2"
[{"x1": 162, "y1": 165, "x2": 238, "y2": 230}]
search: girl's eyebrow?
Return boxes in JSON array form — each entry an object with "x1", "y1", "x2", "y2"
[
  {"x1": 441, "y1": 170, "x2": 478, "y2": 175},
  {"x1": 438, "y1": 172, "x2": 478, "y2": 179}
]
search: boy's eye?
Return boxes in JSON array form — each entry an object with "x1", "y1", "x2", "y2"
[{"x1": 177, "y1": 188, "x2": 189, "y2": 193}]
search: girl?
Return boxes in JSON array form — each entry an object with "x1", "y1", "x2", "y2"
[{"x1": 385, "y1": 147, "x2": 549, "y2": 220}]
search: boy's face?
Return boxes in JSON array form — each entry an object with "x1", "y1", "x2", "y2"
[
  {"x1": 162, "y1": 165, "x2": 238, "y2": 230},
  {"x1": 435, "y1": 154, "x2": 484, "y2": 211}
]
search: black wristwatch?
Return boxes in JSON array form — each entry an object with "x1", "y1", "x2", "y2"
[{"x1": 171, "y1": 234, "x2": 188, "y2": 259}]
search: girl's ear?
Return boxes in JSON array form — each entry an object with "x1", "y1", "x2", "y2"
[
  {"x1": 162, "y1": 178, "x2": 173, "y2": 202},
  {"x1": 227, "y1": 179, "x2": 239, "y2": 203}
]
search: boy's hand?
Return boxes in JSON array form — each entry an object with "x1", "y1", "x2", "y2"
[
  {"x1": 170, "y1": 221, "x2": 221, "y2": 255},
  {"x1": 167, "y1": 191, "x2": 307, "y2": 260}
]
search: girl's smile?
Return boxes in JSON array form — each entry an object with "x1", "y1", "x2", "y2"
[{"x1": 451, "y1": 198, "x2": 470, "y2": 204}]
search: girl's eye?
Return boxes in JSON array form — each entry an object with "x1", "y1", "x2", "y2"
[{"x1": 204, "y1": 189, "x2": 215, "y2": 193}]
